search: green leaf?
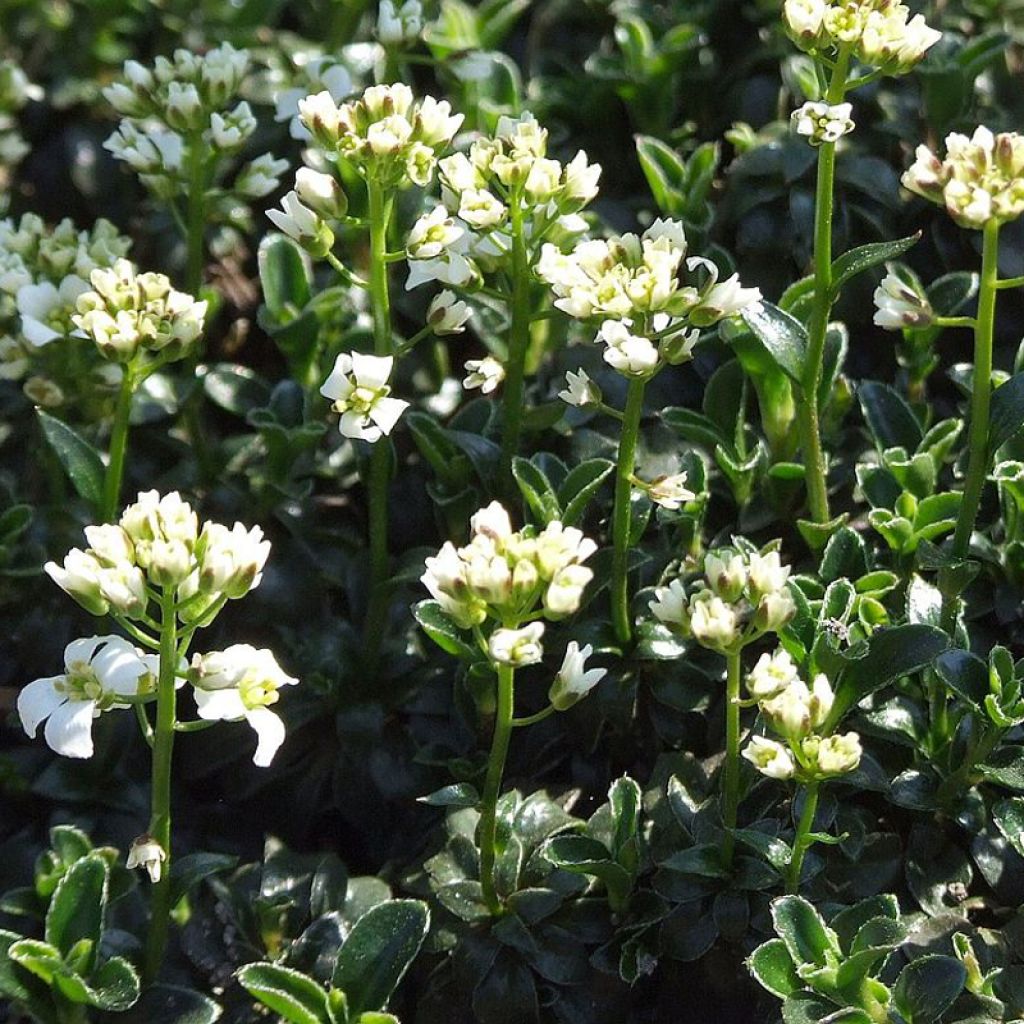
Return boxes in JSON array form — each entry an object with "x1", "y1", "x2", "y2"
[
  {"x1": 558, "y1": 459, "x2": 614, "y2": 526},
  {"x1": 237, "y1": 963, "x2": 330, "y2": 1024},
  {"x1": 0, "y1": 931, "x2": 35, "y2": 1001},
  {"x1": 169, "y1": 853, "x2": 238, "y2": 907},
  {"x1": 413, "y1": 601, "x2": 479, "y2": 661},
  {"x1": 511, "y1": 457, "x2": 561, "y2": 523},
  {"x1": 989, "y1": 372, "x2": 1024, "y2": 454},
  {"x1": 829, "y1": 234, "x2": 920, "y2": 297},
  {"x1": 661, "y1": 407, "x2": 730, "y2": 449},
  {"x1": 85, "y1": 956, "x2": 141, "y2": 1011},
  {"x1": 116, "y1": 983, "x2": 222, "y2": 1024},
  {"x1": 740, "y1": 301, "x2": 808, "y2": 383},
  {"x1": 37, "y1": 410, "x2": 105, "y2": 510},
  {"x1": 332, "y1": 900, "x2": 429, "y2": 1015},
  {"x1": 858, "y1": 381, "x2": 923, "y2": 452},
  {"x1": 203, "y1": 364, "x2": 271, "y2": 417},
  {"x1": 608, "y1": 776, "x2": 641, "y2": 857},
  {"x1": 893, "y1": 955, "x2": 967, "y2": 1024},
  {"x1": 748, "y1": 939, "x2": 801, "y2": 998},
  {"x1": 635, "y1": 134, "x2": 686, "y2": 215},
  {"x1": 8, "y1": 938, "x2": 63, "y2": 986},
  {"x1": 770, "y1": 896, "x2": 837, "y2": 968},
  {"x1": 992, "y1": 798, "x2": 1024, "y2": 858},
  {"x1": 259, "y1": 233, "x2": 313, "y2": 319},
  {"x1": 417, "y1": 783, "x2": 480, "y2": 808},
  {"x1": 933, "y1": 649, "x2": 988, "y2": 710},
  {"x1": 826, "y1": 624, "x2": 949, "y2": 729},
  {"x1": 45, "y1": 852, "x2": 108, "y2": 967},
  {"x1": 980, "y1": 746, "x2": 1024, "y2": 791}
]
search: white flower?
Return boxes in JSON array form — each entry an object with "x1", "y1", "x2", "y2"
[
  {"x1": 45, "y1": 548, "x2": 147, "y2": 618},
  {"x1": 295, "y1": 167, "x2": 348, "y2": 219},
  {"x1": 463, "y1": 356, "x2": 505, "y2": 395},
  {"x1": 126, "y1": 835, "x2": 166, "y2": 883},
  {"x1": 544, "y1": 563, "x2": 593, "y2": 617},
  {"x1": 407, "y1": 205, "x2": 465, "y2": 259},
  {"x1": 549, "y1": 641, "x2": 606, "y2": 710},
  {"x1": 278, "y1": 62, "x2": 352, "y2": 140},
  {"x1": 747, "y1": 551, "x2": 790, "y2": 597},
  {"x1": 191, "y1": 645, "x2": 298, "y2": 767},
  {"x1": 687, "y1": 258, "x2": 762, "y2": 326},
  {"x1": 266, "y1": 191, "x2": 334, "y2": 257},
  {"x1": 458, "y1": 188, "x2": 507, "y2": 229},
  {"x1": 762, "y1": 683, "x2": 812, "y2": 739},
  {"x1": 746, "y1": 649, "x2": 801, "y2": 701},
  {"x1": 320, "y1": 351, "x2": 409, "y2": 442},
  {"x1": 471, "y1": 502, "x2": 514, "y2": 542},
  {"x1": 756, "y1": 589, "x2": 797, "y2": 632},
  {"x1": 791, "y1": 101, "x2": 855, "y2": 146},
  {"x1": 704, "y1": 551, "x2": 747, "y2": 600},
  {"x1": 689, "y1": 594, "x2": 740, "y2": 649},
  {"x1": 18, "y1": 636, "x2": 155, "y2": 759},
  {"x1": 872, "y1": 264, "x2": 934, "y2": 330},
  {"x1": 646, "y1": 472, "x2": 695, "y2": 510},
  {"x1": 427, "y1": 290, "x2": 471, "y2": 334},
  {"x1": 16, "y1": 275, "x2": 90, "y2": 347},
  {"x1": 562, "y1": 151, "x2": 601, "y2": 203},
  {"x1": 489, "y1": 623, "x2": 545, "y2": 667},
  {"x1": 812, "y1": 732, "x2": 862, "y2": 775},
  {"x1": 236, "y1": 154, "x2": 289, "y2": 198},
  {"x1": 599, "y1": 320, "x2": 659, "y2": 376},
  {"x1": 558, "y1": 369, "x2": 601, "y2": 408},
  {"x1": 649, "y1": 579, "x2": 688, "y2": 629},
  {"x1": 196, "y1": 521, "x2": 270, "y2": 598},
  {"x1": 743, "y1": 736, "x2": 796, "y2": 780},
  {"x1": 378, "y1": 0, "x2": 423, "y2": 45},
  {"x1": 208, "y1": 101, "x2": 256, "y2": 150}
]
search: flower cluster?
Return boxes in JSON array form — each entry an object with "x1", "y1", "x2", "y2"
[
  {"x1": 872, "y1": 262, "x2": 933, "y2": 330},
  {"x1": 299, "y1": 82, "x2": 462, "y2": 189},
  {"x1": 537, "y1": 219, "x2": 760, "y2": 378},
  {"x1": 791, "y1": 102, "x2": 854, "y2": 146},
  {"x1": 0, "y1": 61, "x2": 39, "y2": 190},
  {"x1": 103, "y1": 44, "x2": 285, "y2": 209},
  {"x1": 274, "y1": 56, "x2": 353, "y2": 141},
  {"x1": 71, "y1": 259, "x2": 207, "y2": 366},
  {"x1": 422, "y1": 501, "x2": 597, "y2": 658},
  {"x1": 46, "y1": 490, "x2": 268, "y2": 620},
  {"x1": 783, "y1": 0, "x2": 941, "y2": 74},
  {"x1": 742, "y1": 649, "x2": 862, "y2": 780},
  {"x1": 903, "y1": 127, "x2": 1024, "y2": 229},
  {"x1": 649, "y1": 546, "x2": 796, "y2": 653},
  {"x1": 0, "y1": 214, "x2": 131, "y2": 387},
  {"x1": 320, "y1": 352, "x2": 409, "y2": 442}
]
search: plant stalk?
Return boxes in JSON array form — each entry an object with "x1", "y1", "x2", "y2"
[
  {"x1": 102, "y1": 369, "x2": 135, "y2": 522},
  {"x1": 142, "y1": 590, "x2": 179, "y2": 984},
  {"x1": 479, "y1": 663, "x2": 516, "y2": 915},
  {"x1": 499, "y1": 194, "x2": 531, "y2": 480},
  {"x1": 610, "y1": 378, "x2": 646, "y2": 645},
  {"x1": 787, "y1": 780, "x2": 820, "y2": 893},
  {"x1": 721, "y1": 648, "x2": 743, "y2": 867}
]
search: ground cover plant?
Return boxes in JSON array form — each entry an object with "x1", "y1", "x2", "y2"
[{"x1": 2, "y1": 0, "x2": 1024, "y2": 1021}]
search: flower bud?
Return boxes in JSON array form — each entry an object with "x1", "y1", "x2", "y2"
[
  {"x1": 742, "y1": 736, "x2": 796, "y2": 780},
  {"x1": 489, "y1": 623, "x2": 545, "y2": 667},
  {"x1": 295, "y1": 167, "x2": 349, "y2": 219},
  {"x1": 549, "y1": 641, "x2": 606, "y2": 711},
  {"x1": 127, "y1": 834, "x2": 167, "y2": 883},
  {"x1": 812, "y1": 731, "x2": 862, "y2": 776},
  {"x1": 755, "y1": 589, "x2": 796, "y2": 633},
  {"x1": 704, "y1": 551, "x2": 747, "y2": 602}
]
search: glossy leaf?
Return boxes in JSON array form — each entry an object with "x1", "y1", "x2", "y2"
[
  {"x1": 740, "y1": 301, "x2": 808, "y2": 383},
  {"x1": 37, "y1": 410, "x2": 105, "y2": 510},
  {"x1": 237, "y1": 963, "x2": 331, "y2": 1024}
]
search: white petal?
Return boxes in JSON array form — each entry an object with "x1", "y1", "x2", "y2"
[
  {"x1": 64, "y1": 635, "x2": 115, "y2": 671},
  {"x1": 17, "y1": 678, "x2": 65, "y2": 738},
  {"x1": 22, "y1": 317, "x2": 62, "y2": 348},
  {"x1": 194, "y1": 687, "x2": 247, "y2": 721},
  {"x1": 340, "y1": 409, "x2": 380, "y2": 442},
  {"x1": 16, "y1": 281, "x2": 58, "y2": 320},
  {"x1": 93, "y1": 644, "x2": 149, "y2": 696},
  {"x1": 44, "y1": 699, "x2": 96, "y2": 758},
  {"x1": 246, "y1": 706, "x2": 286, "y2": 767},
  {"x1": 351, "y1": 352, "x2": 393, "y2": 389},
  {"x1": 368, "y1": 396, "x2": 408, "y2": 436}
]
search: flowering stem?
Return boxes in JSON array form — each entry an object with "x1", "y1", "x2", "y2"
[
  {"x1": 786, "y1": 780, "x2": 820, "y2": 894},
  {"x1": 511, "y1": 704, "x2": 556, "y2": 727},
  {"x1": 142, "y1": 590, "x2": 179, "y2": 985},
  {"x1": 362, "y1": 180, "x2": 396, "y2": 668},
  {"x1": 184, "y1": 141, "x2": 207, "y2": 296},
  {"x1": 479, "y1": 663, "x2": 516, "y2": 915},
  {"x1": 796, "y1": 49, "x2": 851, "y2": 532},
  {"x1": 611, "y1": 378, "x2": 646, "y2": 645},
  {"x1": 102, "y1": 369, "x2": 135, "y2": 523},
  {"x1": 721, "y1": 648, "x2": 743, "y2": 868},
  {"x1": 499, "y1": 193, "x2": 531, "y2": 479}
]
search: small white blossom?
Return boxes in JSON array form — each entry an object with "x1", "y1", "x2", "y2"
[
  {"x1": 743, "y1": 736, "x2": 796, "y2": 780},
  {"x1": 463, "y1": 356, "x2": 505, "y2": 395},
  {"x1": 236, "y1": 154, "x2": 289, "y2": 198},
  {"x1": 427, "y1": 290, "x2": 471, "y2": 335},
  {"x1": 127, "y1": 835, "x2": 167, "y2": 883},
  {"x1": 792, "y1": 101, "x2": 855, "y2": 146},
  {"x1": 266, "y1": 191, "x2": 334, "y2": 257},
  {"x1": 320, "y1": 351, "x2": 409, "y2": 442},
  {"x1": 689, "y1": 594, "x2": 740, "y2": 650},
  {"x1": 489, "y1": 623, "x2": 545, "y2": 667},
  {"x1": 295, "y1": 167, "x2": 348, "y2": 219},
  {"x1": 599, "y1": 320, "x2": 660, "y2": 376},
  {"x1": 645, "y1": 473, "x2": 695, "y2": 511},
  {"x1": 549, "y1": 641, "x2": 606, "y2": 710},
  {"x1": 873, "y1": 265, "x2": 934, "y2": 329},
  {"x1": 649, "y1": 579, "x2": 688, "y2": 629},
  {"x1": 746, "y1": 649, "x2": 801, "y2": 701},
  {"x1": 378, "y1": 0, "x2": 424, "y2": 45},
  {"x1": 558, "y1": 369, "x2": 601, "y2": 408},
  {"x1": 812, "y1": 731, "x2": 862, "y2": 775}
]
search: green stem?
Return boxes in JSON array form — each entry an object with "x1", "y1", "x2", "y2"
[
  {"x1": 721, "y1": 649, "x2": 743, "y2": 867},
  {"x1": 142, "y1": 589, "x2": 179, "y2": 985},
  {"x1": 937, "y1": 724, "x2": 1001, "y2": 809},
  {"x1": 479, "y1": 663, "x2": 516, "y2": 915},
  {"x1": 610, "y1": 378, "x2": 646, "y2": 645},
  {"x1": 797, "y1": 49, "x2": 851, "y2": 529},
  {"x1": 102, "y1": 369, "x2": 135, "y2": 522},
  {"x1": 184, "y1": 143, "x2": 206, "y2": 296},
  {"x1": 511, "y1": 704, "x2": 555, "y2": 727},
  {"x1": 362, "y1": 181, "x2": 396, "y2": 669},
  {"x1": 787, "y1": 780, "x2": 820, "y2": 893},
  {"x1": 499, "y1": 194, "x2": 531, "y2": 479}
]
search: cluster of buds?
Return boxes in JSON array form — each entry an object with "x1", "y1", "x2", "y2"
[
  {"x1": 299, "y1": 82, "x2": 462, "y2": 190},
  {"x1": 421, "y1": 501, "x2": 597, "y2": 662},
  {"x1": 537, "y1": 219, "x2": 760, "y2": 377},
  {"x1": 872, "y1": 262, "x2": 933, "y2": 330},
  {"x1": 103, "y1": 44, "x2": 286, "y2": 207},
  {"x1": 783, "y1": 0, "x2": 941, "y2": 75},
  {"x1": 903, "y1": 127, "x2": 1024, "y2": 230},
  {"x1": 378, "y1": 0, "x2": 424, "y2": 45},
  {"x1": 46, "y1": 490, "x2": 269, "y2": 621},
  {"x1": 0, "y1": 214, "x2": 131, "y2": 386},
  {"x1": 0, "y1": 61, "x2": 40, "y2": 184},
  {"x1": 71, "y1": 259, "x2": 207, "y2": 367},
  {"x1": 791, "y1": 101, "x2": 854, "y2": 146},
  {"x1": 274, "y1": 56, "x2": 353, "y2": 141},
  {"x1": 741, "y1": 648, "x2": 862, "y2": 780},
  {"x1": 319, "y1": 351, "x2": 409, "y2": 442},
  {"x1": 649, "y1": 545, "x2": 796, "y2": 653},
  {"x1": 403, "y1": 112, "x2": 599, "y2": 295}
]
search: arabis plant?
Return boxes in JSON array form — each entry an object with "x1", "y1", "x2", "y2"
[
  {"x1": 104, "y1": 44, "x2": 284, "y2": 292},
  {"x1": 419, "y1": 501, "x2": 600, "y2": 913},
  {"x1": 28, "y1": 490, "x2": 290, "y2": 982},
  {"x1": 320, "y1": 351, "x2": 409, "y2": 442},
  {"x1": 69, "y1": 259, "x2": 207, "y2": 520},
  {"x1": 538, "y1": 217, "x2": 759, "y2": 644},
  {"x1": 649, "y1": 543, "x2": 796, "y2": 868},
  {"x1": 0, "y1": 61, "x2": 39, "y2": 207},
  {"x1": 741, "y1": 649, "x2": 861, "y2": 892}
]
